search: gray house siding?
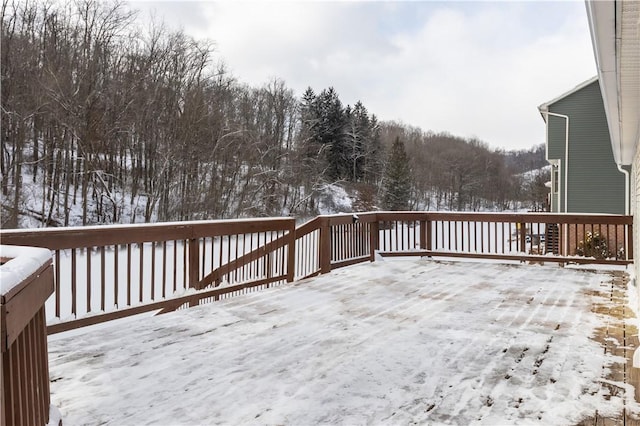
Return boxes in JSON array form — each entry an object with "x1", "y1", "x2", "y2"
[
  {"x1": 546, "y1": 80, "x2": 625, "y2": 214},
  {"x1": 547, "y1": 116, "x2": 566, "y2": 160}
]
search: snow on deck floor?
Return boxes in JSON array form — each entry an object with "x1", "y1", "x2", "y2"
[{"x1": 48, "y1": 259, "x2": 638, "y2": 425}]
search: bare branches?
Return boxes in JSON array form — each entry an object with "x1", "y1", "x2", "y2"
[{"x1": 1, "y1": 0, "x2": 543, "y2": 229}]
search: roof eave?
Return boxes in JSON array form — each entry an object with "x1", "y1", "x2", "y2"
[
  {"x1": 538, "y1": 76, "x2": 599, "y2": 114},
  {"x1": 585, "y1": 0, "x2": 625, "y2": 165}
]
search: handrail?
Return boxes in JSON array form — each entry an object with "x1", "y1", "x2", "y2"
[
  {"x1": 0, "y1": 218, "x2": 295, "y2": 249},
  {"x1": 387, "y1": 211, "x2": 632, "y2": 225},
  {"x1": 295, "y1": 216, "x2": 322, "y2": 237}
]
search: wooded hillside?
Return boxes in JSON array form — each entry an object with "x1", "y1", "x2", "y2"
[{"x1": 1, "y1": 1, "x2": 548, "y2": 228}]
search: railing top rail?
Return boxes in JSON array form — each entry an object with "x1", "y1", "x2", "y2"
[
  {"x1": 371, "y1": 211, "x2": 633, "y2": 225},
  {"x1": 320, "y1": 212, "x2": 378, "y2": 226},
  {"x1": 0, "y1": 210, "x2": 632, "y2": 252},
  {"x1": 0, "y1": 217, "x2": 296, "y2": 250},
  {"x1": 295, "y1": 217, "x2": 322, "y2": 238},
  {"x1": 1, "y1": 216, "x2": 295, "y2": 234}
]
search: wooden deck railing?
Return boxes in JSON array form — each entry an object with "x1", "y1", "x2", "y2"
[
  {"x1": 0, "y1": 212, "x2": 632, "y2": 335},
  {"x1": 289, "y1": 211, "x2": 632, "y2": 278},
  {"x1": 0, "y1": 212, "x2": 631, "y2": 426},
  {"x1": 375, "y1": 212, "x2": 632, "y2": 264},
  {"x1": 0, "y1": 218, "x2": 296, "y2": 334},
  {"x1": 1, "y1": 246, "x2": 54, "y2": 426}
]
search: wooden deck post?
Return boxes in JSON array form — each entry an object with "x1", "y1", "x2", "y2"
[
  {"x1": 369, "y1": 220, "x2": 379, "y2": 262},
  {"x1": 420, "y1": 218, "x2": 432, "y2": 252},
  {"x1": 188, "y1": 238, "x2": 199, "y2": 307},
  {"x1": 320, "y1": 217, "x2": 332, "y2": 274},
  {"x1": 1, "y1": 255, "x2": 54, "y2": 426},
  {"x1": 188, "y1": 237, "x2": 200, "y2": 288},
  {"x1": 287, "y1": 221, "x2": 296, "y2": 282},
  {"x1": 419, "y1": 220, "x2": 427, "y2": 250},
  {"x1": 518, "y1": 222, "x2": 527, "y2": 253}
]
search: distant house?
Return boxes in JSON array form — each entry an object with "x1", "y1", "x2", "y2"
[{"x1": 538, "y1": 77, "x2": 627, "y2": 214}]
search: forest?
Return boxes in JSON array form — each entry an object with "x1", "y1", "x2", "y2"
[{"x1": 1, "y1": 0, "x2": 549, "y2": 229}]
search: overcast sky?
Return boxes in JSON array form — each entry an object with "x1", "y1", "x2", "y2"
[{"x1": 126, "y1": 0, "x2": 596, "y2": 152}]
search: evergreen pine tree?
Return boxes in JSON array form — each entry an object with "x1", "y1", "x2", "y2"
[
  {"x1": 345, "y1": 101, "x2": 369, "y2": 182},
  {"x1": 382, "y1": 137, "x2": 413, "y2": 211},
  {"x1": 299, "y1": 87, "x2": 323, "y2": 172},
  {"x1": 316, "y1": 87, "x2": 347, "y2": 181},
  {"x1": 364, "y1": 114, "x2": 382, "y2": 185}
]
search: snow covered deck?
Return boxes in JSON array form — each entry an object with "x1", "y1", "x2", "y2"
[{"x1": 48, "y1": 259, "x2": 640, "y2": 425}]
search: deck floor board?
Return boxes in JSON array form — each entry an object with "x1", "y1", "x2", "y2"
[{"x1": 47, "y1": 260, "x2": 640, "y2": 425}]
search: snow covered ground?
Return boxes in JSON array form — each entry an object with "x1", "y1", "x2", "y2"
[{"x1": 48, "y1": 259, "x2": 639, "y2": 425}]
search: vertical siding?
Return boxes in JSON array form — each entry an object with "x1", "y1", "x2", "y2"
[
  {"x1": 547, "y1": 116, "x2": 567, "y2": 161},
  {"x1": 547, "y1": 80, "x2": 625, "y2": 214}
]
